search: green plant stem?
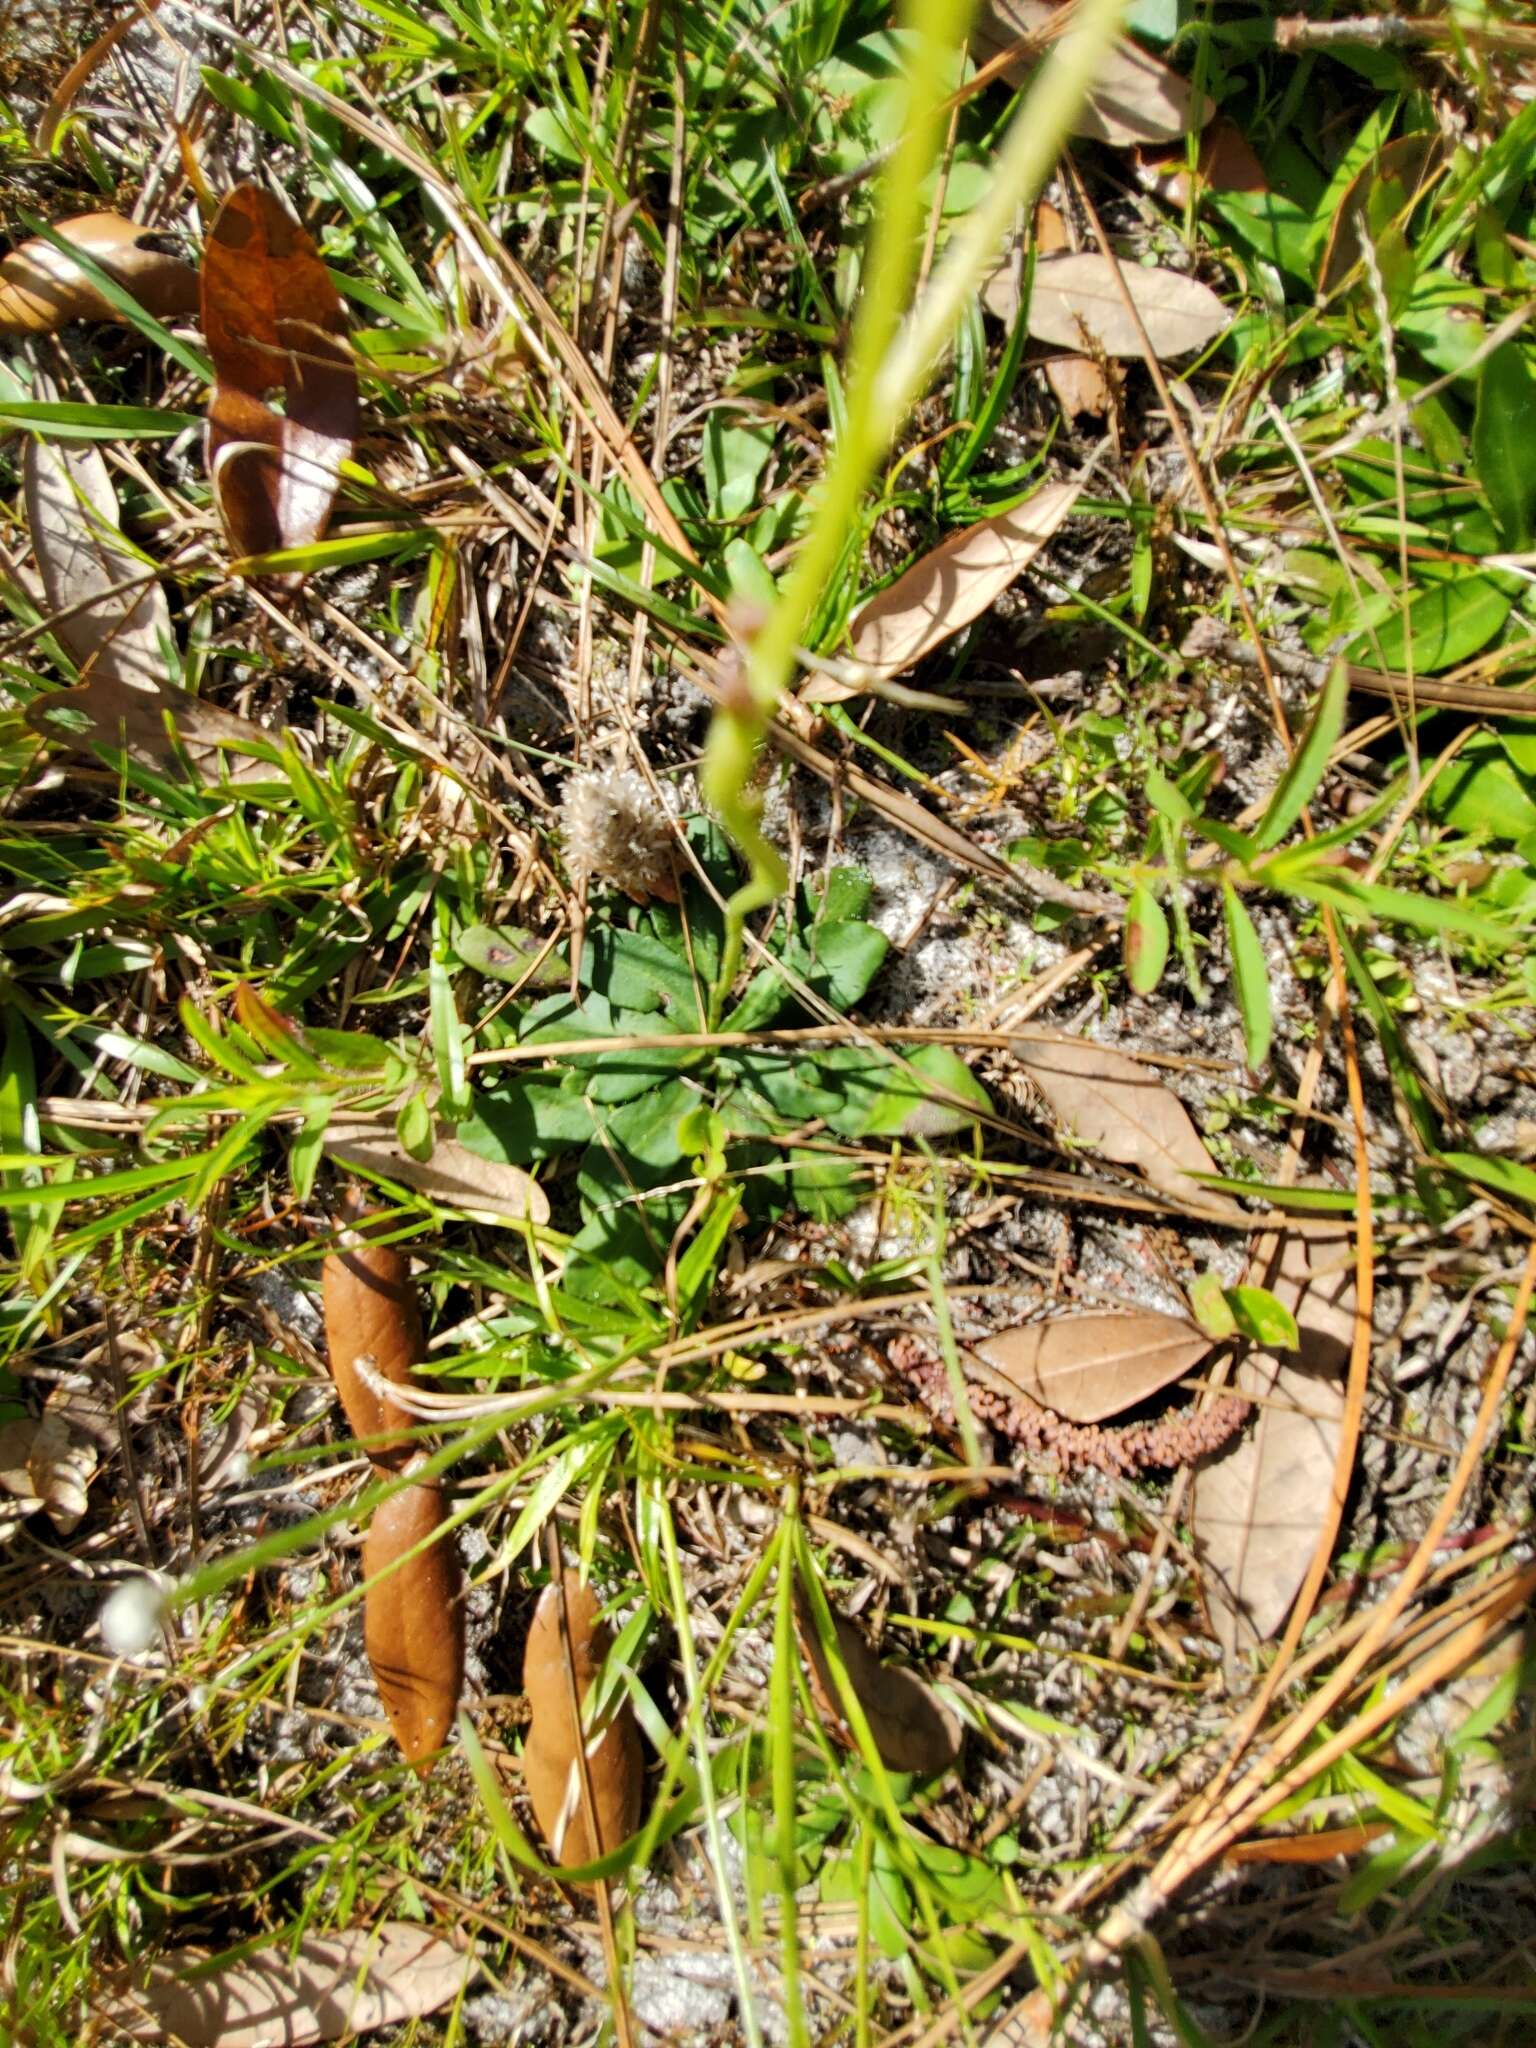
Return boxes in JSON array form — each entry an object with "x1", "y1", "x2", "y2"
[{"x1": 702, "y1": 0, "x2": 1127, "y2": 1019}]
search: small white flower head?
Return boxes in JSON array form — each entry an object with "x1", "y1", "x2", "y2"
[
  {"x1": 560, "y1": 765, "x2": 679, "y2": 903},
  {"x1": 99, "y1": 1574, "x2": 171, "y2": 1659}
]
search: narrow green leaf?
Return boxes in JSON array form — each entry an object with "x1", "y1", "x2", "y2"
[
  {"x1": 1472, "y1": 342, "x2": 1536, "y2": 551},
  {"x1": 1145, "y1": 766, "x2": 1193, "y2": 825},
  {"x1": 1222, "y1": 880, "x2": 1273, "y2": 1068},
  {"x1": 1256, "y1": 660, "x2": 1347, "y2": 850},
  {"x1": 0, "y1": 401, "x2": 202, "y2": 440},
  {"x1": 1439, "y1": 1151, "x2": 1536, "y2": 1207},
  {"x1": 1299, "y1": 871, "x2": 1516, "y2": 949}
]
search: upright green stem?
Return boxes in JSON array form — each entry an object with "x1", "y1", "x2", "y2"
[{"x1": 702, "y1": 0, "x2": 1127, "y2": 1018}]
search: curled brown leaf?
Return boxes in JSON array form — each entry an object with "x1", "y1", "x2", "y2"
[
  {"x1": 522, "y1": 1571, "x2": 643, "y2": 1869},
  {"x1": 0, "y1": 213, "x2": 198, "y2": 335},
  {"x1": 362, "y1": 1480, "x2": 464, "y2": 1771}
]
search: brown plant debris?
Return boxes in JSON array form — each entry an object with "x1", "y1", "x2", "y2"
[{"x1": 890, "y1": 1335, "x2": 1250, "y2": 1475}]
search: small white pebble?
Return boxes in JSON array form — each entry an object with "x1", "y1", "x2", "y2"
[{"x1": 99, "y1": 1575, "x2": 170, "y2": 1658}]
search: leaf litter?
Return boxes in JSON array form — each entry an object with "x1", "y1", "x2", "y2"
[
  {"x1": 969, "y1": 0, "x2": 1210, "y2": 145},
  {"x1": 103, "y1": 1922, "x2": 475, "y2": 2046},
  {"x1": 201, "y1": 184, "x2": 358, "y2": 578},
  {"x1": 973, "y1": 1309, "x2": 1213, "y2": 1424},
  {"x1": 1192, "y1": 1225, "x2": 1356, "y2": 1663},
  {"x1": 22, "y1": 416, "x2": 266, "y2": 771},
  {"x1": 1011, "y1": 1032, "x2": 1244, "y2": 1217},
  {"x1": 5, "y1": 13, "x2": 1532, "y2": 2044},
  {"x1": 983, "y1": 250, "x2": 1232, "y2": 358}
]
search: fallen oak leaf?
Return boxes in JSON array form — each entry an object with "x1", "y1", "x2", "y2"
[
  {"x1": 1030, "y1": 202, "x2": 1117, "y2": 420},
  {"x1": 23, "y1": 427, "x2": 170, "y2": 699},
  {"x1": 970, "y1": 0, "x2": 1210, "y2": 145},
  {"x1": 0, "y1": 1409, "x2": 98, "y2": 1535},
  {"x1": 825, "y1": 480, "x2": 1081, "y2": 689},
  {"x1": 363, "y1": 1479, "x2": 464, "y2": 1770},
  {"x1": 794, "y1": 1583, "x2": 962, "y2": 1778},
  {"x1": 984, "y1": 250, "x2": 1231, "y2": 358},
  {"x1": 22, "y1": 421, "x2": 268, "y2": 774},
  {"x1": 972, "y1": 1309, "x2": 1213, "y2": 1424},
  {"x1": 0, "y1": 214, "x2": 197, "y2": 335},
  {"x1": 201, "y1": 185, "x2": 358, "y2": 579},
  {"x1": 1010, "y1": 1033, "x2": 1243, "y2": 1217},
  {"x1": 101, "y1": 1921, "x2": 475, "y2": 2046},
  {"x1": 1192, "y1": 1225, "x2": 1354, "y2": 1665},
  {"x1": 324, "y1": 1114, "x2": 550, "y2": 1228},
  {"x1": 522, "y1": 1570, "x2": 643, "y2": 1869}
]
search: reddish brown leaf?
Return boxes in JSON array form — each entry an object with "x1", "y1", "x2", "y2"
[
  {"x1": 973, "y1": 1311, "x2": 1212, "y2": 1424},
  {"x1": 1192, "y1": 1227, "x2": 1355, "y2": 1663},
  {"x1": 522, "y1": 1571, "x2": 643, "y2": 1869},
  {"x1": 321, "y1": 1230, "x2": 427, "y2": 1464},
  {"x1": 1136, "y1": 116, "x2": 1269, "y2": 209},
  {"x1": 363, "y1": 1481, "x2": 464, "y2": 1771},
  {"x1": 1317, "y1": 133, "x2": 1446, "y2": 300},
  {"x1": 0, "y1": 213, "x2": 197, "y2": 335},
  {"x1": 200, "y1": 185, "x2": 358, "y2": 575},
  {"x1": 794, "y1": 1585, "x2": 962, "y2": 1778}
]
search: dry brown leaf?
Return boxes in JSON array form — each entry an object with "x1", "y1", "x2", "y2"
[
  {"x1": 27, "y1": 672, "x2": 266, "y2": 773},
  {"x1": 321, "y1": 1231, "x2": 427, "y2": 1462},
  {"x1": 1317, "y1": 133, "x2": 1447, "y2": 301},
  {"x1": 984, "y1": 251, "x2": 1231, "y2": 358},
  {"x1": 794, "y1": 1585, "x2": 962, "y2": 1777},
  {"x1": 1136, "y1": 115, "x2": 1268, "y2": 209},
  {"x1": 0, "y1": 213, "x2": 197, "y2": 335},
  {"x1": 1045, "y1": 353, "x2": 1116, "y2": 419},
  {"x1": 1192, "y1": 1227, "x2": 1354, "y2": 1662},
  {"x1": 201, "y1": 185, "x2": 358, "y2": 576},
  {"x1": 1011, "y1": 1032, "x2": 1240, "y2": 1215},
  {"x1": 23, "y1": 423, "x2": 267, "y2": 773},
  {"x1": 0, "y1": 1419, "x2": 44, "y2": 1539},
  {"x1": 522, "y1": 1569, "x2": 643, "y2": 1868},
  {"x1": 103, "y1": 1920, "x2": 474, "y2": 2045},
  {"x1": 973, "y1": 1310, "x2": 1212, "y2": 1424},
  {"x1": 837, "y1": 480, "x2": 1081, "y2": 682},
  {"x1": 363, "y1": 1481, "x2": 464, "y2": 1770},
  {"x1": 324, "y1": 1116, "x2": 550, "y2": 1227},
  {"x1": 970, "y1": 0, "x2": 1209, "y2": 145},
  {"x1": 24, "y1": 430, "x2": 171, "y2": 698},
  {"x1": 1027, "y1": 205, "x2": 1117, "y2": 417},
  {"x1": 0, "y1": 1411, "x2": 97, "y2": 1535},
  {"x1": 980, "y1": 1986, "x2": 1056, "y2": 2048}
]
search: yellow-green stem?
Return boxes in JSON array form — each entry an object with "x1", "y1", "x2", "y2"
[{"x1": 703, "y1": 0, "x2": 1127, "y2": 1019}]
